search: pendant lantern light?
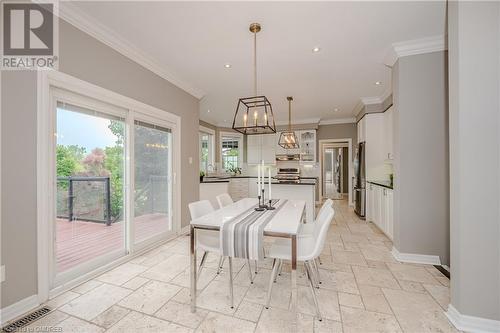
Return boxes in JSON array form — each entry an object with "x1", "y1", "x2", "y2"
[
  {"x1": 232, "y1": 23, "x2": 276, "y2": 135},
  {"x1": 278, "y1": 96, "x2": 300, "y2": 149}
]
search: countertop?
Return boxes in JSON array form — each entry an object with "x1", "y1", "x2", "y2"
[
  {"x1": 200, "y1": 179, "x2": 230, "y2": 183},
  {"x1": 367, "y1": 180, "x2": 393, "y2": 189},
  {"x1": 201, "y1": 175, "x2": 317, "y2": 186}
]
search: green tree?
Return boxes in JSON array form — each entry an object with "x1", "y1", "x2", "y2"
[
  {"x1": 56, "y1": 145, "x2": 86, "y2": 177},
  {"x1": 104, "y1": 146, "x2": 124, "y2": 219}
]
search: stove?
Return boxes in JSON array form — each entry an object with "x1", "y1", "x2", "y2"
[{"x1": 275, "y1": 168, "x2": 300, "y2": 183}]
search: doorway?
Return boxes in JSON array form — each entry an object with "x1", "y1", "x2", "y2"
[
  {"x1": 319, "y1": 139, "x2": 353, "y2": 205},
  {"x1": 323, "y1": 146, "x2": 348, "y2": 199}
]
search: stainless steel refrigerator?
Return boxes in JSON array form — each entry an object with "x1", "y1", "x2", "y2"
[{"x1": 354, "y1": 142, "x2": 366, "y2": 218}]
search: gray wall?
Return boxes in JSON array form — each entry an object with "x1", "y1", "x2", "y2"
[
  {"x1": 392, "y1": 51, "x2": 450, "y2": 265},
  {"x1": 448, "y1": 1, "x2": 500, "y2": 321},
  {"x1": 317, "y1": 123, "x2": 357, "y2": 151},
  {"x1": 1, "y1": 71, "x2": 39, "y2": 308},
  {"x1": 59, "y1": 21, "x2": 200, "y2": 230},
  {"x1": 1, "y1": 20, "x2": 200, "y2": 309}
]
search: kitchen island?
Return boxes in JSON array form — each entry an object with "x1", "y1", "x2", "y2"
[{"x1": 201, "y1": 176, "x2": 317, "y2": 222}]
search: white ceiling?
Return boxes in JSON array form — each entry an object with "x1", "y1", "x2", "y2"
[{"x1": 64, "y1": 1, "x2": 446, "y2": 126}]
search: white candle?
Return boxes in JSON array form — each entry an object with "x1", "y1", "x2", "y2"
[
  {"x1": 262, "y1": 161, "x2": 265, "y2": 197},
  {"x1": 257, "y1": 165, "x2": 261, "y2": 196},
  {"x1": 268, "y1": 167, "x2": 272, "y2": 199}
]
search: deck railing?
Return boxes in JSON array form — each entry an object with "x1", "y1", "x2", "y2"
[{"x1": 57, "y1": 176, "x2": 112, "y2": 225}]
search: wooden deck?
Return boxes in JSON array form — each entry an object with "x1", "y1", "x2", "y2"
[{"x1": 56, "y1": 213, "x2": 169, "y2": 272}]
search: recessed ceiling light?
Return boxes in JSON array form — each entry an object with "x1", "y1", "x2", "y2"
[
  {"x1": 224, "y1": 63, "x2": 232, "y2": 68},
  {"x1": 333, "y1": 108, "x2": 339, "y2": 112},
  {"x1": 312, "y1": 47, "x2": 321, "y2": 53},
  {"x1": 375, "y1": 81, "x2": 381, "y2": 85},
  {"x1": 207, "y1": 109, "x2": 211, "y2": 113}
]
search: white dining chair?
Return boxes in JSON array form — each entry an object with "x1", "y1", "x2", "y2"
[
  {"x1": 301, "y1": 199, "x2": 334, "y2": 272},
  {"x1": 188, "y1": 199, "x2": 255, "y2": 308},
  {"x1": 216, "y1": 193, "x2": 233, "y2": 208},
  {"x1": 264, "y1": 205, "x2": 335, "y2": 321}
]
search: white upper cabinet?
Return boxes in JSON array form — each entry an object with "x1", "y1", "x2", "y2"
[
  {"x1": 383, "y1": 106, "x2": 394, "y2": 160},
  {"x1": 247, "y1": 134, "x2": 276, "y2": 164},
  {"x1": 364, "y1": 113, "x2": 385, "y2": 180},
  {"x1": 298, "y1": 130, "x2": 316, "y2": 163},
  {"x1": 357, "y1": 117, "x2": 366, "y2": 143}
]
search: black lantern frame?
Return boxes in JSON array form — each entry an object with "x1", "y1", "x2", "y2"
[{"x1": 232, "y1": 95, "x2": 277, "y2": 135}]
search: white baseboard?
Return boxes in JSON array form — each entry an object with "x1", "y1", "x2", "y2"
[
  {"x1": 446, "y1": 304, "x2": 500, "y2": 333},
  {"x1": 0, "y1": 294, "x2": 39, "y2": 325},
  {"x1": 179, "y1": 225, "x2": 190, "y2": 235},
  {"x1": 391, "y1": 246, "x2": 441, "y2": 265}
]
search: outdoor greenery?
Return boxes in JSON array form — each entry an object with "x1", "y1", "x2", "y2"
[
  {"x1": 56, "y1": 121, "x2": 125, "y2": 221},
  {"x1": 56, "y1": 118, "x2": 170, "y2": 223}
]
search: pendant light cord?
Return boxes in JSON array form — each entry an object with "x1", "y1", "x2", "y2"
[
  {"x1": 288, "y1": 99, "x2": 292, "y2": 131},
  {"x1": 254, "y1": 31, "x2": 257, "y2": 97}
]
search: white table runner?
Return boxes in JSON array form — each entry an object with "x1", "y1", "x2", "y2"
[{"x1": 220, "y1": 199, "x2": 287, "y2": 260}]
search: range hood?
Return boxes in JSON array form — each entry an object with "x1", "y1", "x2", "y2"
[{"x1": 276, "y1": 154, "x2": 300, "y2": 161}]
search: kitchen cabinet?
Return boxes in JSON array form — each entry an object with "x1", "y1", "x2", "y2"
[
  {"x1": 247, "y1": 134, "x2": 276, "y2": 164},
  {"x1": 383, "y1": 106, "x2": 394, "y2": 160},
  {"x1": 362, "y1": 113, "x2": 386, "y2": 180},
  {"x1": 385, "y1": 189, "x2": 394, "y2": 240},
  {"x1": 228, "y1": 178, "x2": 249, "y2": 201},
  {"x1": 298, "y1": 130, "x2": 316, "y2": 162},
  {"x1": 366, "y1": 183, "x2": 375, "y2": 222},
  {"x1": 200, "y1": 182, "x2": 229, "y2": 209},
  {"x1": 357, "y1": 117, "x2": 366, "y2": 143},
  {"x1": 366, "y1": 182, "x2": 393, "y2": 240}
]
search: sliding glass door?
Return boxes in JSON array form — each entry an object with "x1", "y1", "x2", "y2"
[
  {"x1": 50, "y1": 86, "x2": 179, "y2": 288},
  {"x1": 55, "y1": 100, "x2": 127, "y2": 276},
  {"x1": 133, "y1": 119, "x2": 173, "y2": 245}
]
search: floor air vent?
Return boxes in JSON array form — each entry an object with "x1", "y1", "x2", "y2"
[{"x1": 2, "y1": 306, "x2": 52, "y2": 332}]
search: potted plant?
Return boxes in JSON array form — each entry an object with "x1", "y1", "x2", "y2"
[
  {"x1": 227, "y1": 164, "x2": 242, "y2": 176},
  {"x1": 200, "y1": 171, "x2": 205, "y2": 182}
]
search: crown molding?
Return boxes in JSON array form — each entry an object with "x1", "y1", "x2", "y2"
[
  {"x1": 353, "y1": 100, "x2": 365, "y2": 117},
  {"x1": 384, "y1": 35, "x2": 447, "y2": 67},
  {"x1": 354, "y1": 88, "x2": 392, "y2": 117},
  {"x1": 275, "y1": 117, "x2": 321, "y2": 127},
  {"x1": 319, "y1": 118, "x2": 356, "y2": 125},
  {"x1": 57, "y1": 2, "x2": 205, "y2": 99}
]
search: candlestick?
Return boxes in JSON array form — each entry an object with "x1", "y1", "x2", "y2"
[
  {"x1": 267, "y1": 199, "x2": 275, "y2": 210},
  {"x1": 255, "y1": 195, "x2": 265, "y2": 211}
]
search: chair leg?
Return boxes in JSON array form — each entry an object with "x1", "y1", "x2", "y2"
[
  {"x1": 274, "y1": 260, "x2": 282, "y2": 282},
  {"x1": 246, "y1": 259, "x2": 254, "y2": 284},
  {"x1": 216, "y1": 256, "x2": 225, "y2": 274},
  {"x1": 317, "y1": 256, "x2": 323, "y2": 265},
  {"x1": 254, "y1": 260, "x2": 258, "y2": 274},
  {"x1": 278, "y1": 259, "x2": 283, "y2": 276},
  {"x1": 265, "y1": 259, "x2": 278, "y2": 309},
  {"x1": 312, "y1": 258, "x2": 322, "y2": 286},
  {"x1": 228, "y1": 257, "x2": 234, "y2": 309},
  {"x1": 197, "y1": 251, "x2": 208, "y2": 283},
  {"x1": 305, "y1": 261, "x2": 322, "y2": 321}
]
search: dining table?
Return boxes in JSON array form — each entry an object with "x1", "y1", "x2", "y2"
[{"x1": 189, "y1": 198, "x2": 305, "y2": 327}]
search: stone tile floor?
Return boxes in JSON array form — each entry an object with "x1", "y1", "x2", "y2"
[{"x1": 29, "y1": 199, "x2": 458, "y2": 332}]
